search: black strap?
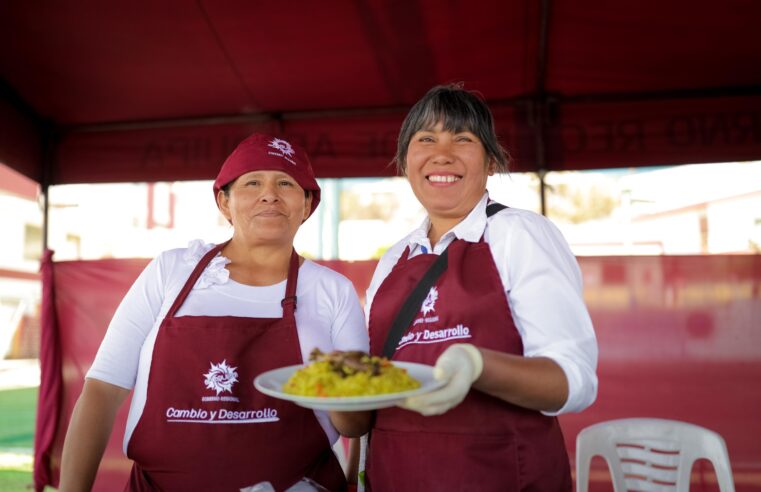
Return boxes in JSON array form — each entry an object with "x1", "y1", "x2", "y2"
[
  {"x1": 381, "y1": 201, "x2": 507, "y2": 358},
  {"x1": 486, "y1": 202, "x2": 507, "y2": 217},
  {"x1": 382, "y1": 246, "x2": 450, "y2": 358}
]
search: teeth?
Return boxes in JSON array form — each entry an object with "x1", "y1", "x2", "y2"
[{"x1": 428, "y1": 175, "x2": 460, "y2": 183}]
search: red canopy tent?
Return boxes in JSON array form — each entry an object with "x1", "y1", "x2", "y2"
[
  {"x1": 1, "y1": 1, "x2": 761, "y2": 491},
  {"x1": 2, "y1": 1, "x2": 761, "y2": 187}
]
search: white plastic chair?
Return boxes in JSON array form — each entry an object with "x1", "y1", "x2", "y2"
[{"x1": 576, "y1": 418, "x2": 735, "y2": 492}]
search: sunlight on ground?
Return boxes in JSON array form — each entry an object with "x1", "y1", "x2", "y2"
[{"x1": 0, "y1": 450, "x2": 32, "y2": 471}]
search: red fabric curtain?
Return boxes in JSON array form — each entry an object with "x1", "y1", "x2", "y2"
[{"x1": 34, "y1": 250, "x2": 61, "y2": 492}]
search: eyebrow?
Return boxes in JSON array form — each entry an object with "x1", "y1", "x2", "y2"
[
  {"x1": 244, "y1": 171, "x2": 292, "y2": 179},
  {"x1": 415, "y1": 128, "x2": 477, "y2": 135}
]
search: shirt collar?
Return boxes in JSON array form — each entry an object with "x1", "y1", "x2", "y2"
[{"x1": 406, "y1": 192, "x2": 490, "y2": 252}]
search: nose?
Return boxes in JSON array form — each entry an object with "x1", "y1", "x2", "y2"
[
  {"x1": 259, "y1": 179, "x2": 280, "y2": 202},
  {"x1": 430, "y1": 139, "x2": 454, "y2": 165}
]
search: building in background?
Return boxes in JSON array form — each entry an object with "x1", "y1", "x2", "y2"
[
  {"x1": 546, "y1": 162, "x2": 761, "y2": 255},
  {"x1": 0, "y1": 165, "x2": 42, "y2": 359}
]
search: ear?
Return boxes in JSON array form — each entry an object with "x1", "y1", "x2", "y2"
[
  {"x1": 216, "y1": 190, "x2": 233, "y2": 225},
  {"x1": 302, "y1": 192, "x2": 313, "y2": 222},
  {"x1": 487, "y1": 158, "x2": 497, "y2": 176}
]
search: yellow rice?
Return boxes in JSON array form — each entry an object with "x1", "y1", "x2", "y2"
[{"x1": 283, "y1": 360, "x2": 420, "y2": 397}]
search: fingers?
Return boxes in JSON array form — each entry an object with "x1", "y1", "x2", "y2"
[
  {"x1": 395, "y1": 344, "x2": 483, "y2": 416},
  {"x1": 432, "y1": 358, "x2": 456, "y2": 380},
  {"x1": 399, "y1": 366, "x2": 472, "y2": 416}
]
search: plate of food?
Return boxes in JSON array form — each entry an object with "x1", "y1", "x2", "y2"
[{"x1": 254, "y1": 349, "x2": 445, "y2": 411}]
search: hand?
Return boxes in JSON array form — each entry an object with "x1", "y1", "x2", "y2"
[{"x1": 399, "y1": 344, "x2": 483, "y2": 416}]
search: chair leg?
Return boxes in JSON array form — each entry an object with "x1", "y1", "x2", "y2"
[{"x1": 576, "y1": 453, "x2": 591, "y2": 492}]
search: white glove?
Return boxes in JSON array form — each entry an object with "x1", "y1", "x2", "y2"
[{"x1": 399, "y1": 343, "x2": 483, "y2": 416}]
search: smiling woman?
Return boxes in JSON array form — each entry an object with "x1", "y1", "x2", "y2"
[
  {"x1": 220, "y1": 171, "x2": 311, "y2": 222},
  {"x1": 217, "y1": 170, "x2": 313, "y2": 285},
  {"x1": 362, "y1": 84, "x2": 598, "y2": 491},
  {"x1": 59, "y1": 134, "x2": 370, "y2": 492},
  {"x1": 405, "y1": 124, "x2": 494, "y2": 245},
  {"x1": 394, "y1": 87, "x2": 509, "y2": 246}
]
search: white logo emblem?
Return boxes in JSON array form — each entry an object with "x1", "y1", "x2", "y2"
[
  {"x1": 421, "y1": 286, "x2": 438, "y2": 316},
  {"x1": 203, "y1": 360, "x2": 238, "y2": 395},
  {"x1": 268, "y1": 138, "x2": 295, "y2": 158}
]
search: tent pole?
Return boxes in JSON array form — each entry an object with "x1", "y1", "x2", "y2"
[
  {"x1": 538, "y1": 170, "x2": 547, "y2": 217},
  {"x1": 40, "y1": 124, "x2": 56, "y2": 251},
  {"x1": 41, "y1": 185, "x2": 49, "y2": 251},
  {"x1": 535, "y1": 0, "x2": 551, "y2": 216}
]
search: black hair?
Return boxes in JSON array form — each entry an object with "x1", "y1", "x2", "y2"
[{"x1": 394, "y1": 83, "x2": 509, "y2": 174}]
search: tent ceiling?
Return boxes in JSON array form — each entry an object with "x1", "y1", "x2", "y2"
[{"x1": 1, "y1": 0, "x2": 760, "y2": 184}]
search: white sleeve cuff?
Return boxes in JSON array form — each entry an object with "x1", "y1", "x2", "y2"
[
  {"x1": 539, "y1": 351, "x2": 598, "y2": 416},
  {"x1": 84, "y1": 372, "x2": 134, "y2": 391}
]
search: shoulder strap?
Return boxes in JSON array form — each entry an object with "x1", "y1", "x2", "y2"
[
  {"x1": 166, "y1": 242, "x2": 227, "y2": 318},
  {"x1": 382, "y1": 247, "x2": 449, "y2": 358},
  {"x1": 486, "y1": 202, "x2": 507, "y2": 217},
  {"x1": 280, "y1": 249, "x2": 300, "y2": 318}
]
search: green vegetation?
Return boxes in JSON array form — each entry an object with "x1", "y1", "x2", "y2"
[
  {"x1": 0, "y1": 387, "x2": 38, "y2": 448},
  {"x1": 0, "y1": 386, "x2": 38, "y2": 491},
  {"x1": 0, "y1": 469, "x2": 34, "y2": 491}
]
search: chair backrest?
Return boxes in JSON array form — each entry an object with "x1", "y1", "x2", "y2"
[{"x1": 575, "y1": 418, "x2": 735, "y2": 492}]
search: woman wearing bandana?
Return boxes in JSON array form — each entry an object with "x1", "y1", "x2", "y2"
[
  {"x1": 60, "y1": 134, "x2": 369, "y2": 491},
  {"x1": 362, "y1": 85, "x2": 598, "y2": 491}
]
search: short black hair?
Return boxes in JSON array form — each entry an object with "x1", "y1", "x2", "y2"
[{"x1": 394, "y1": 83, "x2": 509, "y2": 174}]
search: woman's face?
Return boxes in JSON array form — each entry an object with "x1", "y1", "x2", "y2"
[
  {"x1": 217, "y1": 170, "x2": 311, "y2": 247},
  {"x1": 405, "y1": 122, "x2": 494, "y2": 225}
]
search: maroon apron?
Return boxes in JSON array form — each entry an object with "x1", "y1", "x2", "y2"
[
  {"x1": 126, "y1": 243, "x2": 346, "y2": 491},
  {"x1": 366, "y1": 233, "x2": 571, "y2": 491}
]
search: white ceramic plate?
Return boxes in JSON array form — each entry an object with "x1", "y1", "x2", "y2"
[{"x1": 254, "y1": 362, "x2": 444, "y2": 411}]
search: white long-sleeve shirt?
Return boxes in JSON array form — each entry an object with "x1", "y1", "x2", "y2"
[{"x1": 365, "y1": 193, "x2": 598, "y2": 415}]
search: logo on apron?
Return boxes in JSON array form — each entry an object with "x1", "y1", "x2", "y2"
[
  {"x1": 414, "y1": 287, "x2": 440, "y2": 326},
  {"x1": 398, "y1": 286, "x2": 473, "y2": 349},
  {"x1": 421, "y1": 287, "x2": 438, "y2": 315},
  {"x1": 163, "y1": 359, "x2": 280, "y2": 424},
  {"x1": 202, "y1": 360, "x2": 240, "y2": 402}
]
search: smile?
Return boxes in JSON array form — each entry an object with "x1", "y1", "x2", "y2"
[
  {"x1": 427, "y1": 175, "x2": 461, "y2": 183},
  {"x1": 256, "y1": 209, "x2": 285, "y2": 217}
]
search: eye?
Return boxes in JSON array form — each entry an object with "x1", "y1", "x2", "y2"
[
  {"x1": 245, "y1": 180, "x2": 260, "y2": 186},
  {"x1": 455, "y1": 134, "x2": 475, "y2": 142},
  {"x1": 279, "y1": 180, "x2": 295, "y2": 187},
  {"x1": 417, "y1": 135, "x2": 435, "y2": 143}
]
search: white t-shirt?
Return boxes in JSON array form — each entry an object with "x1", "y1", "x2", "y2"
[
  {"x1": 87, "y1": 240, "x2": 369, "y2": 451},
  {"x1": 365, "y1": 193, "x2": 598, "y2": 415}
]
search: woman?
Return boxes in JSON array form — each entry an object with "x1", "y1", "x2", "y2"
[
  {"x1": 363, "y1": 85, "x2": 598, "y2": 490},
  {"x1": 60, "y1": 134, "x2": 369, "y2": 491}
]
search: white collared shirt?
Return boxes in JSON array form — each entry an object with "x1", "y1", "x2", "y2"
[{"x1": 365, "y1": 193, "x2": 598, "y2": 415}]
